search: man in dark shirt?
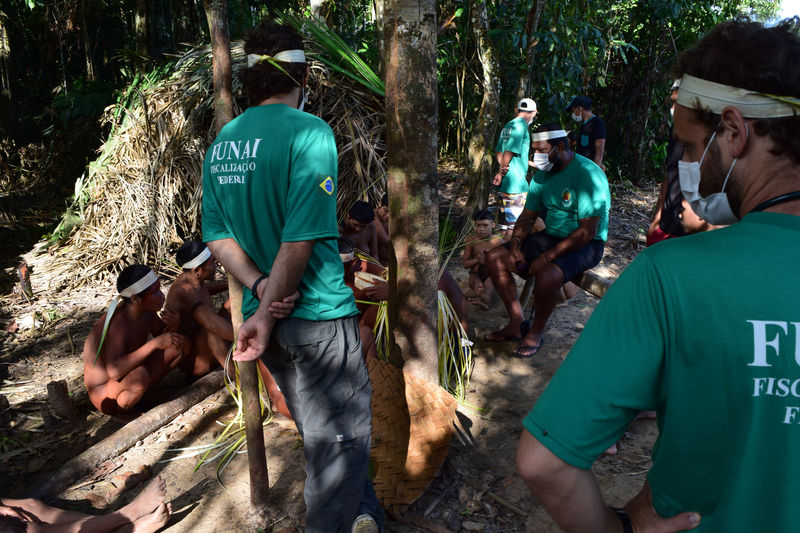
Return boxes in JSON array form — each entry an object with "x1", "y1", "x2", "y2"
[{"x1": 566, "y1": 96, "x2": 607, "y2": 170}]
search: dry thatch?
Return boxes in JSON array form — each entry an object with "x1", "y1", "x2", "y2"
[{"x1": 39, "y1": 41, "x2": 386, "y2": 291}]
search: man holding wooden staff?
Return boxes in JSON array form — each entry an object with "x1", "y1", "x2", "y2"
[{"x1": 202, "y1": 20, "x2": 383, "y2": 533}]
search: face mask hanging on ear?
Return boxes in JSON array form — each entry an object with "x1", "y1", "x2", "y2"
[
  {"x1": 678, "y1": 123, "x2": 748, "y2": 226},
  {"x1": 297, "y1": 87, "x2": 307, "y2": 112}
]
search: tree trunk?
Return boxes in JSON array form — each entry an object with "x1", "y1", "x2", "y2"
[
  {"x1": 514, "y1": 0, "x2": 546, "y2": 103},
  {"x1": 204, "y1": 0, "x2": 235, "y2": 132},
  {"x1": 203, "y1": 0, "x2": 268, "y2": 525},
  {"x1": 0, "y1": 17, "x2": 9, "y2": 99},
  {"x1": 373, "y1": 0, "x2": 385, "y2": 78},
  {"x1": 384, "y1": 0, "x2": 439, "y2": 383},
  {"x1": 135, "y1": 0, "x2": 149, "y2": 57},
  {"x1": 464, "y1": 0, "x2": 501, "y2": 215}
]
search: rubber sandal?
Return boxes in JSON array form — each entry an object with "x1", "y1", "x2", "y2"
[{"x1": 512, "y1": 340, "x2": 544, "y2": 358}]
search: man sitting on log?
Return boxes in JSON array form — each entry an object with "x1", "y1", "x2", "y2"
[
  {"x1": 165, "y1": 240, "x2": 295, "y2": 418},
  {"x1": 484, "y1": 123, "x2": 610, "y2": 358},
  {"x1": 83, "y1": 265, "x2": 188, "y2": 418}
]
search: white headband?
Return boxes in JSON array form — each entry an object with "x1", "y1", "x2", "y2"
[
  {"x1": 181, "y1": 247, "x2": 211, "y2": 270},
  {"x1": 94, "y1": 268, "x2": 158, "y2": 366},
  {"x1": 677, "y1": 74, "x2": 800, "y2": 118},
  {"x1": 119, "y1": 270, "x2": 158, "y2": 298},
  {"x1": 532, "y1": 129, "x2": 568, "y2": 142},
  {"x1": 247, "y1": 49, "x2": 306, "y2": 67}
]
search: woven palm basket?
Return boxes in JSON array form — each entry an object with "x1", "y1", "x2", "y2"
[{"x1": 367, "y1": 357, "x2": 458, "y2": 513}]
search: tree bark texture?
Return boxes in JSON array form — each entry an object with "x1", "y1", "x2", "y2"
[
  {"x1": 203, "y1": 1, "x2": 268, "y2": 524},
  {"x1": 384, "y1": 0, "x2": 440, "y2": 383},
  {"x1": 464, "y1": 0, "x2": 501, "y2": 214},
  {"x1": 514, "y1": 0, "x2": 546, "y2": 103},
  {"x1": 203, "y1": 0, "x2": 235, "y2": 132},
  {"x1": 135, "y1": 0, "x2": 149, "y2": 57}
]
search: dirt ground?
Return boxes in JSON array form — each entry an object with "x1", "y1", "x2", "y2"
[{"x1": 0, "y1": 180, "x2": 661, "y2": 532}]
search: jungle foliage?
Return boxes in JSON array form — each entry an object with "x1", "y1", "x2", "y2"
[{"x1": 0, "y1": 0, "x2": 783, "y2": 199}]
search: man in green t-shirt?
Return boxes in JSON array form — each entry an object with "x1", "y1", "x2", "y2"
[
  {"x1": 485, "y1": 123, "x2": 609, "y2": 359},
  {"x1": 516, "y1": 19, "x2": 800, "y2": 533},
  {"x1": 201, "y1": 21, "x2": 383, "y2": 533},
  {"x1": 493, "y1": 98, "x2": 537, "y2": 240}
]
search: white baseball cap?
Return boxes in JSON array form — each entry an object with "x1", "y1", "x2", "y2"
[{"x1": 518, "y1": 98, "x2": 537, "y2": 112}]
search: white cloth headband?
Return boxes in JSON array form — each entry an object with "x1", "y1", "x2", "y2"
[
  {"x1": 247, "y1": 49, "x2": 306, "y2": 67},
  {"x1": 181, "y1": 247, "x2": 211, "y2": 270},
  {"x1": 532, "y1": 129, "x2": 568, "y2": 142},
  {"x1": 677, "y1": 74, "x2": 800, "y2": 118},
  {"x1": 119, "y1": 270, "x2": 158, "y2": 297}
]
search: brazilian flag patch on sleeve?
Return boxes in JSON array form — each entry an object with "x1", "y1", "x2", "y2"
[{"x1": 318, "y1": 176, "x2": 335, "y2": 196}]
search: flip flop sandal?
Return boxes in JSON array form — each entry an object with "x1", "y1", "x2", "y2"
[{"x1": 512, "y1": 339, "x2": 544, "y2": 358}]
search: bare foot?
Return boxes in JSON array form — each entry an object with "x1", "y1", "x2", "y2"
[
  {"x1": 120, "y1": 476, "x2": 166, "y2": 522},
  {"x1": 133, "y1": 502, "x2": 171, "y2": 533}
]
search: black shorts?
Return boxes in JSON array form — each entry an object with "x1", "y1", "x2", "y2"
[{"x1": 504, "y1": 232, "x2": 604, "y2": 283}]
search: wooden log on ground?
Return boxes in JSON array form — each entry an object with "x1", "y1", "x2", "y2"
[
  {"x1": 520, "y1": 269, "x2": 614, "y2": 310},
  {"x1": 47, "y1": 380, "x2": 76, "y2": 420},
  {"x1": 24, "y1": 369, "x2": 224, "y2": 500}
]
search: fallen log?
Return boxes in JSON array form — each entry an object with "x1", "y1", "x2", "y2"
[
  {"x1": 519, "y1": 269, "x2": 614, "y2": 310},
  {"x1": 24, "y1": 369, "x2": 224, "y2": 500}
]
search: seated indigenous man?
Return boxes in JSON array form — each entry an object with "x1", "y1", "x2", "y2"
[
  {"x1": 83, "y1": 265, "x2": 187, "y2": 417},
  {"x1": 485, "y1": 122, "x2": 610, "y2": 358},
  {"x1": 516, "y1": 19, "x2": 800, "y2": 533},
  {"x1": 339, "y1": 200, "x2": 379, "y2": 260},
  {"x1": 165, "y1": 240, "x2": 296, "y2": 418},
  {"x1": 462, "y1": 209, "x2": 504, "y2": 310}
]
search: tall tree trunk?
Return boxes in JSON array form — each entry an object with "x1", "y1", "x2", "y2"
[
  {"x1": 203, "y1": 0, "x2": 268, "y2": 526},
  {"x1": 135, "y1": 0, "x2": 149, "y2": 57},
  {"x1": 384, "y1": 0, "x2": 439, "y2": 383},
  {"x1": 464, "y1": 0, "x2": 501, "y2": 214},
  {"x1": 373, "y1": 0, "x2": 385, "y2": 78},
  {"x1": 514, "y1": 0, "x2": 546, "y2": 102},
  {"x1": 80, "y1": 0, "x2": 94, "y2": 80},
  {"x1": 0, "y1": 16, "x2": 10, "y2": 99}
]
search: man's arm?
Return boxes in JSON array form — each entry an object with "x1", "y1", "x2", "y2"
[
  {"x1": 207, "y1": 238, "x2": 266, "y2": 291},
  {"x1": 462, "y1": 242, "x2": 478, "y2": 269},
  {"x1": 206, "y1": 280, "x2": 230, "y2": 295},
  {"x1": 593, "y1": 138, "x2": 606, "y2": 168},
  {"x1": 233, "y1": 240, "x2": 316, "y2": 361},
  {"x1": 516, "y1": 431, "x2": 700, "y2": 532},
  {"x1": 493, "y1": 150, "x2": 515, "y2": 186},
  {"x1": 528, "y1": 216, "x2": 599, "y2": 276},
  {"x1": 369, "y1": 223, "x2": 379, "y2": 259}
]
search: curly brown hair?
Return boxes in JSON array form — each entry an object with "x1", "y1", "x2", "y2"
[
  {"x1": 239, "y1": 21, "x2": 307, "y2": 105},
  {"x1": 675, "y1": 18, "x2": 800, "y2": 164}
]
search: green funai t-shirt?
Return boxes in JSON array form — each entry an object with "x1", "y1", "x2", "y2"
[
  {"x1": 202, "y1": 103, "x2": 357, "y2": 322},
  {"x1": 523, "y1": 212, "x2": 800, "y2": 532},
  {"x1": 494, "y1": 117, "x2": 530, "y2": 194},
  {"x1": 525, "y1": 154, "x2": 610, "y2": 241}
]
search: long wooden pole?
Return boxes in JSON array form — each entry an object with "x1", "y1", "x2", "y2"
[{"x1": 202, "y1": 0, "x2": 270, "y2": 525}]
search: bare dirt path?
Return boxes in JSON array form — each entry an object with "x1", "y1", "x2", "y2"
[{"x1": 0, "y1": 179, "x2": 660, "y2": 532}]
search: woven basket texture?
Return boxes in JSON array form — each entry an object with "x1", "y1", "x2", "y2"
[{"x1": 367, "y1": 357, "x2": 457, "y2": 513}]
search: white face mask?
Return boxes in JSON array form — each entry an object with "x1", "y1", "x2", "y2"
[
  {"x1": 571, "y1": 112, "x2": 582, "y2": 123},
  {"x1": 533, "y1": 151, "x2": 554, "y2": 172},
  {"x1": 678, "y1": 125, "x2": 745, "y2": 226},
  {"x1": 297, "y1": 87, "x2": 307, "y2": 112}
]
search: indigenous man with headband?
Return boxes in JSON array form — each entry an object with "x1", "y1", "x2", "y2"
[
  {"x1": 516, "y1": 19, "x2": 800, "y2": 532},
  {"x1": 484, "y1": 122, "x2": 609, "y2": 359},
  {"x1": 493, "y1": 98, "x2": 538, "y2": 240},
  {"x1": 201, "y1": 21, "x2": 383, "y2": 533},
  {"x1": 165, "y1": 240, "x2": 296, "y2": 418},
  {"x1": 83, "y1": 265, "x2": 186, "y2": 418}
]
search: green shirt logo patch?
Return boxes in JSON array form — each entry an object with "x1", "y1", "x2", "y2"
[{"x1": 319, "y1": 176, "x2": 334, "y2": 196}]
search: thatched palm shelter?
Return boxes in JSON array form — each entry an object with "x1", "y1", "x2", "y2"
[{"x1": 41, "y1": 40, "x2": 386, "y2": 290}]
